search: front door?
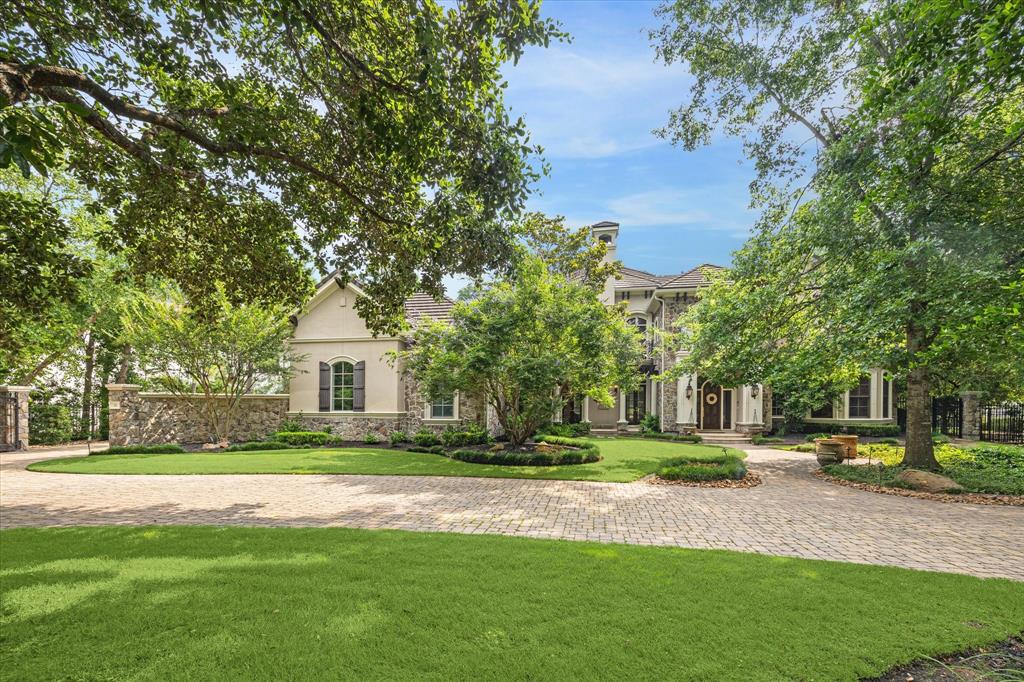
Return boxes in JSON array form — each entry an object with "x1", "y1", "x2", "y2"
[
  {"x1": 626, "y1": 384, "x2": 647, "y2": 425},
  {"x1": 699, "y1": 379, "x2": 722, "y2": 430}
]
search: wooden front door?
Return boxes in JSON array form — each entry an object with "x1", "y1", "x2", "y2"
[{"x1": 700, "y1": 380, "x2": 723, "y2": 430}]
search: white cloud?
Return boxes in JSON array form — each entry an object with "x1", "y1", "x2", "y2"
[
  {"x1": 606, "y1": 189, "x2": 712, "y2": 227},
  {"x1": 504, "y1": 46, "x2": 691, "y2": 160}
]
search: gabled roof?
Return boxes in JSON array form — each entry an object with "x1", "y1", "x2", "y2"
[
  {"x1": 310, "y1": 270, "x2": 454, "y2": 325},
  {"x1": 614, "y1": 263, "x2": 725, "y2": 290},
  {"x1": 403, "y1": 292, "x2": 454, "y2": 324}
]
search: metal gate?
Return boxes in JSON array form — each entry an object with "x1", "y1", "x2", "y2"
[
  {"x1": 1, "y1": 394, "x2": 19, "y2": 451},
  {"x1": 931, "y1": 396, "x2": 963, "y2": 438},
  {"x1": 980, "y1": 402, "x2": 1024, "y2": 444}
]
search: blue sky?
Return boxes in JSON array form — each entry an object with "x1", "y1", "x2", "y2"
[{"x1": 503, "y1": 0, "x2": 760, "y2": 276}]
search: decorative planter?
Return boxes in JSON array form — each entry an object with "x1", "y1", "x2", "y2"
[
  {"x1": 831, "y1": 434, "x2": 858, "y2": 459},
  {"x1": 814, "y1": 438, "x2": 846, "y2": 466}
]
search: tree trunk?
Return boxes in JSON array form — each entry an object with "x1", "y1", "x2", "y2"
[
  {"x1": 80, "y1": 330, "x2": 95, "y2": 437},
  {"x1": 902, "y1": 319, "x2": 938, "y2": 469},
  {"x1": 116, "y1": 345, "x2": 132, "y2": 383}
]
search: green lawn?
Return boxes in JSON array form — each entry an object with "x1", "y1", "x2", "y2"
[
  {"x1": 27, "y1": 438, "x2": 739, "y2": 482},
  {"x1": 1, "y1": 527, "x2": 1022, "y2": 681}
]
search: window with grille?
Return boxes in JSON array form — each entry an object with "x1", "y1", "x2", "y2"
[{"x1": 848, "y1": 375, "x2": 871, "y2": 418}]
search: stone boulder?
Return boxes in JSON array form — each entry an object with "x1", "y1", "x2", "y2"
[{"x1": 896, "y1": 469, "x2": 964, "y2": 494}]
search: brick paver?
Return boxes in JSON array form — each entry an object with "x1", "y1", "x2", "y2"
[{"x1": 1, "y1": 445, "x2": 1021, "y2": 580}]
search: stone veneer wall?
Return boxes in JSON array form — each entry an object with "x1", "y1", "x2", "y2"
[
  {"x1": 290, "y1": 377, "x2": 487, "y2": 439},
  {"x1": 0, "y1": 385, "x2": 31, "y2": 450},
  {"x1": 107, "y1": 384, "x2": 289, "y2": 446},
  {"x1": 656, "y1": 297, "x2": 690, "y2": 433}
]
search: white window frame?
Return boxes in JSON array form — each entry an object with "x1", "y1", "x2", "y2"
[
  {"x1": 425, "y1": 391, "x2": 459, "y2": 421},
  {"x1": 326, "y1": 355, "x2": 359, "y2": 413}
]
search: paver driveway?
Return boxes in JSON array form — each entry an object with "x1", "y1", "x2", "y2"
[{"x1": 2, "y1": 444, "x2": 1022, "y2": 580}]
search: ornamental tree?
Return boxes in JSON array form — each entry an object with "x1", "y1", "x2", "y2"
[
  {"x1": 1, "y1": 0, "x2": 563, "y2": 328},
  {"x1": 122, "y1": 284, "x2": 304, "y2": 445},
  {"x1": 399, "y1": 255, "x2": 643, "y2": 446},
  {"x1": 654, "y1": 0, "x2": 1024, "y2": 467}
]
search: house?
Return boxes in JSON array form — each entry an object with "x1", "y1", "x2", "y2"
[{"x1": 287, "y1": 221, "x2": 896, "y2": 440}]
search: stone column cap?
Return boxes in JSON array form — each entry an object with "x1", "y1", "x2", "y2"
[
  {"x1": 105, "y1": 383, "x2": 143, "y2": 390},
  {"x1": 0, "y1": 385, "x2": 32, "y2": 392}
]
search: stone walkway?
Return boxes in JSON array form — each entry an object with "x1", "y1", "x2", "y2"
[{"x1": 1, "y1": 444, "x2": 1022, "y2": 580}]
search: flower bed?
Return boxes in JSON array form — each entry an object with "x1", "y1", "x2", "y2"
[
  {"x1": 448, "y1": 435, "x2": 601, "y2": 466},
  {"x1": 655, "y1": 449, "x2": 748, "y2": 482}
]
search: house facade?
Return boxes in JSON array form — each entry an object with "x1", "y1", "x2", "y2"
[{"x1": 288, "y1": 221, "x2": 896, "y2": 439}]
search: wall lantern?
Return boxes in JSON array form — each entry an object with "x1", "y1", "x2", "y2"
[
  {"x1": 685, "y1": 382, "x2": 694, "y2": 400},
  {"x1": 751, "y1": 385, "x2": 760, "y2": 398}
]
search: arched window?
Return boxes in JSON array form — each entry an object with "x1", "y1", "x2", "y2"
[
  {"x1": 332, "y1": 361, "x2": 354, "y2": 411},
  {"x1": 627, "y1": 316, "x2": 647, "y2": 335}
]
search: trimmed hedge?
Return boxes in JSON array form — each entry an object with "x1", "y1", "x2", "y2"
[
  {"x1": 408, "y1": 444, "x2": 445, "y2": 455},
  {"x1": 389, "y1": 431, "x2": 409, "y2": 446},
  {"x1": 104, "y1": 443, "x2": 186, "y2": 455},
  {"x1": 224, "y1": 441, "x2": 292, "y2": 452},
  {"x1": 272, "y1": 431, "x2": 337, "y2": 446},
  {"x1": 789, "y1": 421, "x2": 901, "y2": 437},
  {"x1": 657, "y1": 449, "x2": 747, "y2": 482},
  {"x1": 440, "y1": 425, "x2": 489, "y2": 447},
  {"x1": 751, "y1": 435, "x2": 784, "y2": 444},
  {"x1": 413, "y1": 429, "x2": 441, "y2": 447},
  {"x1": 616, "y1": 432, "x2": 703, "y2": 444},
  {"x1": 450, "y1": 442, "x2": 601, "y2": 466}
]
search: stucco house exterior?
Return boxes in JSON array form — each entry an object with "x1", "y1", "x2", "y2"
[{"x1": 287, "y1": 221, "x2": 897, "y2": 441}]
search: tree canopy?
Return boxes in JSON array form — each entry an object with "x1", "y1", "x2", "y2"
[
  {"x1": 399, "y1": 254, "x2": 643, "y2": 446},
  {"x1": 654, "y1": 0, "x2": 1024, "y2": 466},
  {"x1": 2, "y1": 0, "x2": 563, "y2": 329}
]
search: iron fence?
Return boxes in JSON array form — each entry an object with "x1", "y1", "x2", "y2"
[
  {"x1": 1, "y1": 394, "x2": 19, "y2": 451},
  {"x1": 979, "y1": 402, "x2": 1024, "y2": 444}
]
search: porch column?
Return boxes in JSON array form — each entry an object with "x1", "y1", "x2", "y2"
[
  {"x1": 582, "y1": 396, "x2": 590, "y2": 423},
  {"x1": 553, "y1": 387, "x2": 562, "y2": 423},
  {"x1": 871, "y1": 369, "x2": 884, "y2": 420},
  {"x1": 617, "y1": 389, "x2": 627, "y2": 430},
  {"x1": 735, "y1": 384, "x2": 764, "y2": 436},
  {"x1": 675, "y1": 353, "x2": 698, "y2": 433}
]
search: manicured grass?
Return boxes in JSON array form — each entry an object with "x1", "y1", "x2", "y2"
[
  {"x1": 657, "y1": 449, "x2": 747, "y2": 481},
  {"x1": 2, "y1": 527, "x2": 1022, "y2": 681},
  {"x1": 27, "y1": 438, "x2": 741, "y2": 482}
]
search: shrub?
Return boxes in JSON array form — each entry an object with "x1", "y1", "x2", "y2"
[
  {"x1": 279, "y1": 417, "x2": 304, "y2": 433},
  {"x1": 29, "y1": 403, "x2": 75, "y2": 445},
  {"x1": 413, "y1": 429, "x2": 441, "y2": 447},
  {"x1": 408, "y1": 444, "x2": 446, "y2": 455},
  {"x1": 751, "y1": 435, "x2": 784, "y2": 444},
  {"x1": 536, "y1": 421, "x2": 592, "y2": 438},
  {"x1": 272, "y1": 431, "x2": 336, "y2": 446},
  {"x1": 638, "y1": 413, "x2": 660, "y2": 434},
  {"x1": 790, "y1": 421, "x2": 901, "y2": 437},
  {"x1": 657, "y1": 450, "x2": 747, "y2": 482},
  {"x1": 804, "y1": 432, "x2": 832, "y2": 442},
  {"x1": 104, "y1": 443, "x2": 186, "y2": 455},
  {"x1": 440, "y1": 424, "x2": 489, "y2": 447},
  {"x1": 450, "y1": 444, "x2": 601, "y2": 466},
  {"x1": 321, "y1": 425, "x2": 333, "y2": 435},
  {"x1": 673, "y1": 434, "x2": 703, "y2": 443},
  {"x1": 389, "y1": 431, "x2": 408, "y2": 446},
  {"x1": 224, "y1": 441, "x2": 291, "y2": 452},
  {"x1": 877, "y1": 437, "x2": 901, "y2": 445},
  {"x1": 932, "y1": 433, "x2": 951, "y2": 444},
  {"x1": 364, "y1": 433, "x2": 381, "y2": 445}
]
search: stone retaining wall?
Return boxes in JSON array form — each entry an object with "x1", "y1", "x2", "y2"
[{"x1": 106, "y1": 384, "x2": 289, "y2": 445}]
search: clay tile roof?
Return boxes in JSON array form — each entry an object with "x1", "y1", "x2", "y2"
[
  {"x1": 615, "y1": 267, "x2": 664, "y2": 288},
  {"x1": 657, "y1": 264, "x2": 726, "y2": 289},
  {"x1": 403, "y1": 292, "x2": 454, "y2": 324}
]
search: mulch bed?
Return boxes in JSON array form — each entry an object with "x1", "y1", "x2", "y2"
[
  {"x1": 814, "y1": 470, "x2": 1024, "y2": 507},
  {"x1": 866, "y1": 636, "x2": 1023, "y2": 681},
  {"x1": 646, "y1": 471, "x2": 762, "y2": 488}
]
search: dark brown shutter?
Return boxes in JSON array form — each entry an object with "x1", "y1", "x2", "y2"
[
  {"x1": 319, "y1": 362, "x2": 331, "y2": 412},
  {"x1": 353, "y1": 361, "x2": 366, "y2": 412}
]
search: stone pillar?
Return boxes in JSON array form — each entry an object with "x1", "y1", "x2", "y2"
[
  {"x1": 675, "y1": 373, "x2": 698, "y2": 434},
  {"x1": 961, "y1": 391, "x2": 981, "y2": 440},
  {"x1": 0, "y1": 386, "x2": 31, "y2": 450},
  {"x1": 105, "y1": 384, "x2": 142, "y2": 446}
]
